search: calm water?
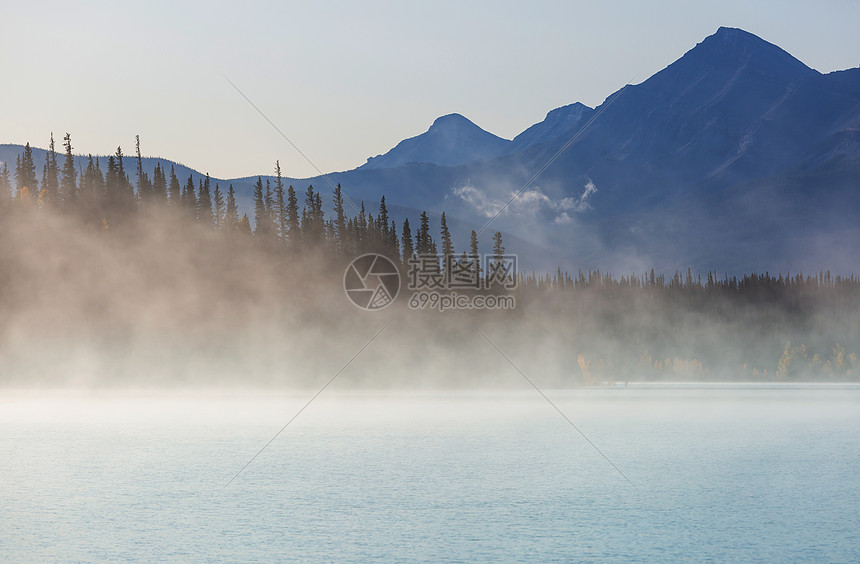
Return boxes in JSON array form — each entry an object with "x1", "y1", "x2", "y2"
[{"x1": 1, "y1": 386, "x2": 858, "y2": 562}]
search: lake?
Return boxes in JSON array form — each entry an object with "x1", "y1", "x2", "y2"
[{"x1": 1, "y1": 385, "x2": 858, "y2": 562}]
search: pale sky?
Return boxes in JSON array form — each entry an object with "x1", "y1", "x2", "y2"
[{"x1": 3, "y1": 0, "x2": 859, "y2": 179}]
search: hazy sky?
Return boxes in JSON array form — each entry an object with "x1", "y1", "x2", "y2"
[{"x1": 4, "y1": 0, "x2": 859, "y2": 179}]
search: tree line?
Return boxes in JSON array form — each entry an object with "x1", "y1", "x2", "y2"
[{"x1": 2, "y1": 135, "x2": 512, "y2": 277}]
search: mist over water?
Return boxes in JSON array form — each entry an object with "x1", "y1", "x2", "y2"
[{"x1": 1, "y1": 201, "x2": 858, "y2": 389}]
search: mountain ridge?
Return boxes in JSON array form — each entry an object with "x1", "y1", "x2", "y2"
[{"x1": 3, "y1": 27, "x2": 859, "y2": 273}]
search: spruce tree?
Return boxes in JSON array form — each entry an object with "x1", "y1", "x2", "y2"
[
  {"x1": 225, "y1": 184, "x2": 239, "y2": 232},
  {"x1": 440, "y1": 211, "x2": 454, "y2": 278},
  {"x1": 469, "y1": 230, "x2": 481, "y2": 281},
  {"x1": 183, "y1": 174, "x2": 197, "y2": 217},
  {"x1": 274, "y1": 161, "x2": 287, "y2": 243},
  {"x1": 0, "y1": 162, "x2": 11, "y2": 208},
  {"x1": 401, "y1": 218, "x2": 414, "y2": 264},
  {"x1": 253, "y1": 176, "x2": 267, "y2": 238},
  {"x1": 417, "y1": 211, "x2": 434, "y2": 255},
  {"x1": 80, "y1": 155, "x2": 101, "y2": 209},
  {"x1": 135, "y1": 135, "x2": 152, "y2": 201},
  {"x1": 114, "y1": 146, "x2": 135, "y2": 212},
  {"x1": 265, "y1": 178, "x2": 275, "y2": 235},
  {"x1": 333, "y1": 183, "x2": 346, "y2": 255},
  {"x1": 198, "y1": 174, "x2": 213, "y2": 226},
  {"x1": 302, "y1": 185, "x2": 321, "y2": 243},
  {"x1": 152, "y1": 163, "x2": 167, "y2": 203},
  {"x1": 490, "y1": 231, "x2": 506, "y2": 287},
  {"x1": 42, "y1": 133, "x2": 59, "y2": 208},
  {"x1": 286, "y1": 184, "x2": 299, "y2": 246},
  {"x1": 168, "y1": 165, "x2": 181, "y2": 206},
  {"x1": 237, "y1": 214, "x2": 252, "y2": 236},
  {"x1": 390, "y1": 220, "x2": 400, "y2": 260},
  {"x1": 104, "y1": 154, "x2": 120, "y2": 215},
  {"x1": 61, "y1": 133, "x2": 77, "y2": 207},
  {"x1": 213, "y1": 183, "x2": 225, "y2": 229},
  {"x1": 378, "y1": 195, "x2": 390, "y2": 242},
  {"x1": 16, "y1": 142, "x2": 38, "y2": 196}
]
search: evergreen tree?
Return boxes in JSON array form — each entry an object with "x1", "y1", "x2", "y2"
[
  {"x1": 0, "y1": 162, "x2": 11, "y2": 208},
  {"x1": 253, "y1": 176, "x2": 266, "y2": 238},
  {"x1": 168, "y1": 165, "x2": 181, "y2": 206},
  {"x1": 213, "y1": 183, "x2": 225, "y2": 229},
  {"x1": 469, "y1": 230, "x2": 481, "y2": 280},
  {"x1": 274, "y1": 161, "x2": 287, "y2": 243},
  {"x1": 80, "y1": 155, "x2": 103, "y2": 212},
  {"x1": 301, "y1": 185, "x2": 323, "y2": 243},
  {"x1": 390, "y1": 219, "x2": 400, "y2": 259},
  {"x1": 41, "y1": 133, "x2": 59, "y2": 208},
  {"x1": 401, "y1": 218, "x2": 414, "y2": 264},
  {"x1": 135, "y1": 135, "x2": 152, "y2": 201},
  {"x1": 60, "y1": 133, "x2": 77, "y2": 207},
  {"x1": 489, "y1": 231, "x2": 506, "y2": 286},
  {"x1": 104, "y1": 154, "x2": 120, "y2": 215},
  {"x1": 333, "y1": 183, "x2": 346, "y2": 255},
  {"x1": 15, "y1": 142, "x2": 38, "y2": 196},
  {"x1": 182, "y1": 174, "x2": 197, "y2": 216},
  {"x1": 198, "y1": 174, "x2": 213, "y2": 225},
  {"x1": 114, "y1": 146, "x2": 134, "y2": 211},
  {"x1": 286, "y1": 184, "x2": 299, "y2": 246},
  {"x1": 314, "y1": 192, "x2": 323, "y2": 230},
  {"x1": 378, "y1": 195, "x2": 390, "y2": 242},
  {"x1": 225, "y1": 184, "x2": 239, "y2": 232},
  {"x1": 265, "y1": 178, "x2": 274, "y2": 234},
  {"x1": 440, "y1": 211, "x2": 454, "y2": 278},
  {"x1": 105, "y1": 146, "x2": 134, "y2": 215},
  {"x1": 417, "y1": 211, "x2": 436, "y2": 257},
  {"x1": 152, "y1": 163, "x2": 167, "y2": 202},
  {"x1": 237, "y1": 214, "x2": 252, "y2": 236}
]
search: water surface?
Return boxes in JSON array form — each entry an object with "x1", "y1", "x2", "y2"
[{"x1": 1, "y1": 386, "x2": 858, "y2": 562}]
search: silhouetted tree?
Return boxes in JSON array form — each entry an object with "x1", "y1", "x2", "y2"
[
  {"x1": 198, "y1": 174, "x2": 213, "y2": 226},
  {"x1": 333, "y1": 183, "x2": 346, "y2": 255},
  {"x1": 225, "y1": 184, "x2": 239, "y2": 232},
  {"x1": 469, "y1": 229, "x2": 480, "y2": 280},
  {"x1": 213, "y1": 184, "x2": 225, "y2": 229},
  {"x1": 286, "y1": 184, "x2": 299, "y2": 246},
  {"x1": 41, "y1": 133, "x2": 59, "y2": 208},
  {"x1": 401, "y1": 218, "x2": 414, "y2": 263},
  {"x1": 15, "y1": 142, "x2": 38, "y2": 197},
  {"x1": 168, "y1": 166, "x2": 181, "y2": 206},
  {"x1": 440, "y1": 211, "x2": 454, "y2": 278},
  {"x1": 60, "y1": 133, "x2": 77, "y2": 207},
  {"x1": 274, "y1": 161, "x2": 287, "y2": 243}
]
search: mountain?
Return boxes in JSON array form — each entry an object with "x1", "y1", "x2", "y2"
[
  {"x1": 360, "y1": 113, "x2": 511, "y2": 169},
  {"x1": 416, "y1": 26, "x2": 860, "y2": 272},
  {"x1": 3, "y1": 27, "x2": 859, "y2": 274}
]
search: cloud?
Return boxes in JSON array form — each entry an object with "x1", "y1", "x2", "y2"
[{"x1": 452, "y1": 180, "x2": 598, "y2": 224}]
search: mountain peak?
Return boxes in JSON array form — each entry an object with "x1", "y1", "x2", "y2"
[
  {"x1": 688, "y1": 26, "x2": 817, "y2": 77},
  {"x1": 507, "y1": 102, "x2": 594, "y2": 153},
  {"x1": 361, "y1": 114, "x2": 510, "y2": 170},
  {"x1": 713, "y1": 26, "x2": 758, "y2": 40},
  {"x1": 431, "y1": 113, "x2": 472, "y2": 128}
]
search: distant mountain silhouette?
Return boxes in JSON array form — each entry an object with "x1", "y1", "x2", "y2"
[{"x1": 4, "y1": 27, "x2": 859, "y2": 273}]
